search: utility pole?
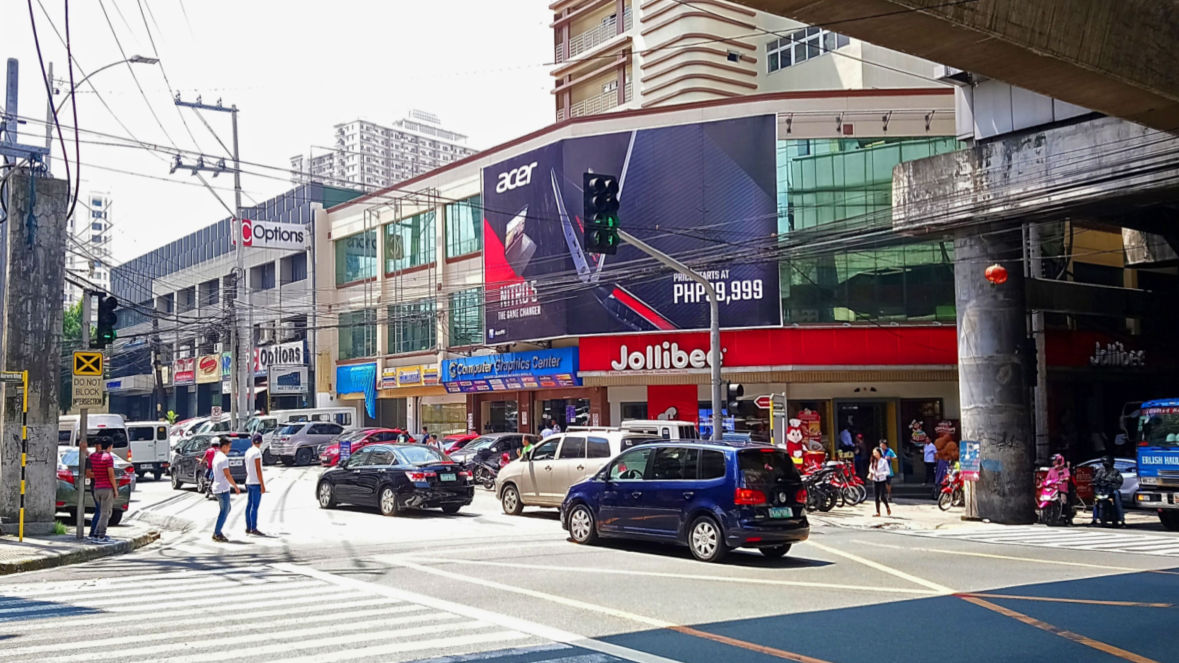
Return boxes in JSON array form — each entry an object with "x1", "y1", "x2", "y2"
[
  {"x1": 1026, "y1": 222, "x2": 1049, "y2": 464},
  {"x1": 173, "y1": 95, "x2": 248, "y2": 428},
  {"x1": 617, "y1": 229, "x2": 723, "y2": 440},
  {"x1": 75, "y1": 292, "x2": 91, "y2": 539},
  {"x1": 151, "y1": 317, "x2": 166, "y2": 420}
]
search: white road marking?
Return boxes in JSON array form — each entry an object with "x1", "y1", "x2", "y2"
[
  {"x1": 908, "y1": 525, "x2": 1179, "y2": 558},
  {"x1": 806, "y1": 541, "x2": 955, "y2": 594}
]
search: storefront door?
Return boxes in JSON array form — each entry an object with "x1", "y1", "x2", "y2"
[
  {"x1": 538, "y1": 397, "x2": 590, "y2": 433},
  {"x1": 836, "y1": 401, "x2": 889, "y2": 477}
]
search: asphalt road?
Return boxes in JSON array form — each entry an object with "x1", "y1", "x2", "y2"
[{"x1": 2, "y1": 465, "x2": 1177, "y2": 663}]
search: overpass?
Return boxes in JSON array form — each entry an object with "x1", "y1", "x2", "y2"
[{"x1": 733, "y1": 0, "x2": 1179, "y2": 132}]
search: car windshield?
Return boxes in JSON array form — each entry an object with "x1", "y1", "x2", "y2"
[
  {"x1": 738, "y1": 449, "x2": 798, "y2": 489},
  {"x1": 394, "y1": 446, "x2": 447, "y2": 465},
  {"x1": 229, "y1": 438, "x2": 252, "y2": 453},
  {"x1": 60, "y1": 448, "x2": 128, "y2": 468},
  {"x1": 338, "y1": 429, "x2": 372, "y2": 442},
  {"x1": 1139, "y1": 407, "x2": 1179, "y2": 448},
  {"x1": 463, "y1": 437, "x2": 495, "y2": 452},
  {"x1": 278, "y1": 424, "x2": 305, "y2": 435}
]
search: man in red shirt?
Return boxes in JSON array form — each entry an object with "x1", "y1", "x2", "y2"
[
  {"x1": 199, "y1": 439, "x2": 218, "y2": 488},
  {"x1": 85, "y1": 438, "x2": 118, "y2": 542}
]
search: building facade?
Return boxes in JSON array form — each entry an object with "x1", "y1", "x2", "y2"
[
  {"x1": 290, "y1": 109, "x2": 478, "y2": 191},
  {"x1": 549, "y1": 0, "x2": 946, "y2": 121},
  {"x1": 108, "y1": 183, "x2": 361, "y2": 421},
  {"x1": 65, "y1": 191, "x2": 114, "y2": 309}
]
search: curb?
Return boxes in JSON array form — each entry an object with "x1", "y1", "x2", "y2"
[
  {"x1": 129, "y1": 509, "x2": 199, "y2": 534},
  {"x1": 0, "y1": 529, "x2": 161, "y2": 576}
]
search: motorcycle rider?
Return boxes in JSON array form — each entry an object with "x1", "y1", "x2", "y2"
[
  {"x1": 1091, "y1": 455, "x2": 1126, "y2": 527},
  {"x1": 1039, "y1": 453, "x2": 1074, "y2": 523}
]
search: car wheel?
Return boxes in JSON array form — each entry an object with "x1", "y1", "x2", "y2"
[
  {"x1": 759, "y1": 545, "x2": 790, "y2": 559},
  {"x1": 500, "y1": 484, "x2": 523, "y2": 515},
  {"x1": 568, "y1": 504, "x2": 598, "y2": 545},
  {"x1": 1159, "y1": 510, "x2": 1179, "y2": 531},
  {"x1": 688, "y1": 516, "x2": 728, "y2": 563},
  {"x1": 280, "y1": 457, "x2": 294, "y2": 467},
  {"x1": 317, "y1": 482, "x2": 336, "y2": 509},
  {"x1": 379, "y1": 487, "x2": 400, "y2": 517},
  {"x1": 262, "y1": 449, "x2": 276, "y2": 466},
  {"x1": 153, "y1": 471, "x2": 163, "y2": 481},
  {"x1": 108, "y1": 509, "x2": 124, "y2": 526},
  {"x1": 196, "y1": 474, "x2": 208, "y2": 495},
  {"x1": 441, "y1": 504, "x2": 461, "y2": 515},
  {"x1": 171, "y1": 472, "x2": 182, "y2": 490},
  {"x1": 295, "y1": 448, "x2": 313, "y2": 466}
]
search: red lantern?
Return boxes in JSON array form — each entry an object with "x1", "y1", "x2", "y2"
[{"x1": 985, "y1": 263, "x2": 1008, "y2": 285}]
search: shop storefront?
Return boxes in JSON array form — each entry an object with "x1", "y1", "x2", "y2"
[
  {"x1": 377, "y1": 362, "x2": 465, "y2": 435},
  {"x1": 441, "y1": 347, "x2": 606, "y2": 435}
]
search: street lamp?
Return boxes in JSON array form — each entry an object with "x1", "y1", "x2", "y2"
[{"x1": 54, "y1": 55, "x2": 160, "y2": 114}]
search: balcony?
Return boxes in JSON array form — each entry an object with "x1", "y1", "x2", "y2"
[
  {"x1": 557, "y1": 82, "x2": 632, "y2": 122},
  {"x1": 555, "y1": 8, "x2": 632, "y2": 64}
]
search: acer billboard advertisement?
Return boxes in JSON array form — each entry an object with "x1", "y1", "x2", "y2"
[{"x1": 482, "y1": 115, "x2": 780, "y2": 343}]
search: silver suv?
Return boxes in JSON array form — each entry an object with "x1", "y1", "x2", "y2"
[{"x1": 271, "y1": 422, "x2": 346, "y2": 466}]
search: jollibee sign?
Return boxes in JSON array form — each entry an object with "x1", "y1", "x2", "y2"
[{"x1": 236, "y1": 219, "x2": 309, "y2": 250}]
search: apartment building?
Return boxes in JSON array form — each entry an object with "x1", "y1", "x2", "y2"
[
  {"x1": 290, "y1": 109, "x2": 478, "y2": 191},
  {"x1": 550, "y1": 0, "x2": 945, "y2": 121},
  {"x1": 65, "y1": 191, "x2": 114, "y2": 309}
]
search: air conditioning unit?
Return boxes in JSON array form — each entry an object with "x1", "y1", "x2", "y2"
[
  {"x1": 279, "y1": 320, "x2": 300, "y2": 341},
  {"x1": 258, "y1": 327, "x2": 276, "y2": 344}
]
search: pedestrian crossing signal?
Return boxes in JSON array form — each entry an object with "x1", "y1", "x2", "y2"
[{"x1": 582, "y1": 173, "x2": 620, "y2": 255}]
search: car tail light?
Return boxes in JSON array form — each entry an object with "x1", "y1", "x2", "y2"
[
  {"x1": 55, "y1": 501, "x2": 65, "y2": 508},
  {"x1": 405, "y1": 471, "x2": 437, "y2": 482},
  {"x1": 124, "y1": 465, "x2": 136, "y2": 475},
  {"x1": 458, "y1": 471, "x2": 471, "y2": 478},
  {"x1": 734, "y1": 487, "x2": 767, "y2": 505},
  {"x1": 1138, "y1": 441, "x2": 1148, "y2": 447},
  {"x1": 127, "y1": 448, "x2": 132, "y2": 461},
  {"x1": 57, "y1": 468, "x2": 75, "y2": 483},
  {"x1": 795, "y1": 488, "x2": 808, "y2": 503},
  {"x1": 118, "y1": 475, "x2": 132, "y2": 487}
]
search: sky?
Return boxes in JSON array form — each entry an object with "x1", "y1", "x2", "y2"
[{"x1": 2, "y1": 0, "x2": 553, "y2": 263}]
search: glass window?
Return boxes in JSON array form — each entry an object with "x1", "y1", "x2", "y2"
[
  {"x1": 649, "y1": 447, "x2": 699, "y2": 480},
  {"x1": 738, "y1": 449, "x2": 797, "y2": 490},
  {"x1": 395, "y1": 446, "x2": 445, "y2": 464},
  {"x1": 335, "y1": 229, "x2": 377, "y2": 285},
  {"x1": 558, "y1": 436, "x2": 586, "y2": 459},
  {"x1": 587, "y1": 436, "x2": 611, "y2": 458},
  {"x1": 368, "y1": 449, "x2": 397, "y2": 465},
  {"x1": 766, "y1": 28, "x2": 846, "y2": 73},
  {"x1": 389, "y1": 298, "x2": 436, "y2": 354},
  {"x1": 621, "y1": 403, "x2": 648, "y2": 420},
  {"x1": 282, "y1": 253, "x2": 308, "y2": 284},
  {"x1": 347, "y1": 447, "x2": 375, "y2": 466},
  {"x1": 530, "y1": 439, "x2": 559, "y2": 460},
  {"x1": 448, "y1": 288, "x2": 483, "y2": 347},
  {"x1": 338, "y1": 309, "x2": 377, "y2": 360},
  {"x1": 621, "y1": 435, "x2": 658, "y2": 450},
  {"x1": 700, "y1": 450, "x2": 727, "y2": 479},
  {"x1": 609, "y1": 447, "x2": 654, "y2": 480},
  {"x1": 278, "y1": 424, "x2": 305, "y2": 435},
  {"x1": 384, "y1": 210, "x2": 435, "y2": 273},
  {"x1": 446, "y1": 195, "x2": 482, "y2": 258}
]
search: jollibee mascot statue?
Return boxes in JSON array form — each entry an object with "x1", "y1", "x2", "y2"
[{"x1": 785, "y1": 418, "x2": 806, "y2": 465}]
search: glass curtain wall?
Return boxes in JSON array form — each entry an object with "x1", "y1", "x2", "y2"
[
  {"x1": 338, "y1": 309, "x2": 377, "y2": 360},
  {"x1": 446, "y1": 195, "x2": 483, "y2": 258},
  {"x1": 385, "y1": 211, "x2": 436, "y2": 274},
  {"x1": 335, "y1": 230, "x2": 377, "y2": 285},
  {"x1": 388, "y1": 298, "x2": 436, "y2": 354}
]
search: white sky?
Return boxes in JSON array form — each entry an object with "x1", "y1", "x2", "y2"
[{"x1": 3, "y1": 0, "x2": 553, "y2": 263}]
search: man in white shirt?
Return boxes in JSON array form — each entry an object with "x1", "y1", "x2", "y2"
[
  {"x1": 211, "y1": 437, "x2": 241, "y2": 543},
  {"x1": 923, "y1": 440, "x2": 937, "y2": 486},
  {"x1": 244, "y1": 433, "x2": 266, "y2": 536}
]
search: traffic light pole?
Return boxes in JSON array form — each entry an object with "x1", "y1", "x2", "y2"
[
  {"x1": 617, "y1": 230, "x2": 723, "y2": 441},
  {"x1": 76, "y1": 291, "x2": 91, "y2": 540}
]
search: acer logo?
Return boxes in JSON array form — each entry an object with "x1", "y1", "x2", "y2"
[{"x1": 496, "y1": 162, "x2": 539, "y2": 193}]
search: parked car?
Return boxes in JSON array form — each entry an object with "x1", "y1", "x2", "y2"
[
  {"x1": 271, "y1": 422, "x2": 346, "y2": 466},
  {"x1": 315, "y1": 444, "x2": 474, "y2": 516},
  {"x1": 1079, "y1": 457, "x2": 1139, "y2": 506},
  {"x1": 193, "y1": 419, "x2": 232, "y2": 436},
  {"x1": 168, "y1": 417, "x2": 208, "y2": 449},
  {"x1": 319, "y1": 428, "x2": 403, "y2": 467},
  {"x1": 170, "y1": 433, "x2": 252, "y2": 494},
  {"x1": 55, "y1": 446, "x2": 136, "y2": 526},
  {"x1": 125, "y1": 421, "x2": 171, "y2": 480},
  {"x1": 450, "y1": 433, "x2": 534, "y2": 467},
  {"x1": 560, "y1": 441, "x2": 810, "y2": 562},
  {"x1": 442, "y1": 433, "x2": 479, "y2": 455},
  {"x1": 58, "y1": 414, "x2": 130, "y2": 460},
  {"x1": 496, "y1": 431, "x2": 657, "y2": 515}
]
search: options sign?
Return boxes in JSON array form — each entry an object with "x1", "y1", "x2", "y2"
[{"x1": 237, "y1": 219, "x2": 310, "y2": 250}]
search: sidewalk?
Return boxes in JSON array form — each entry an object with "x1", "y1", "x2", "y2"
[
  {"x1": 809, "y1": 497, "x2": 1160, "y2": 531},
  {"x1": 0, "y1": 521, "x2": 160, "y2": 575}
]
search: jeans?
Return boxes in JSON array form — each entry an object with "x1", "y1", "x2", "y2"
[
  {"x1": 214, "y1": 491, "x2": 231, "y2": 536},
  {"x1": 92, "y1": 487, "x2": 115, "y2": 538},
  {"x1": 245, "y1": 484, "x2": 262, "y2": 531}
]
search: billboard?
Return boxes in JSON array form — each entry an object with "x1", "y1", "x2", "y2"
[
  {"x1": 234, "y1": 219, "x2": 310, "y2": 250},
  {"x1": 482, "y1": 116, "x2": 780, "y2": 343}
]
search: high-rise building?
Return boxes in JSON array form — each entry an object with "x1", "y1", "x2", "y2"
[
  {"x1": 290, "y1": 110, "x2": 477, "y2": 191},
  {"x1": 64, "y1": 191, "x2": 114, "y2": 309},
  {"x1": 550, "y1": 0, "x2": 946, "y2": 121}
]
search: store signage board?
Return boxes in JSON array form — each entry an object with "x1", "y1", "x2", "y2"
[
  {"x1": 440, "y1": 348, "x2": 579, "y2": 394},
  {"x1": 270, "y1": 366, "x2": 309, "y2": 394}
]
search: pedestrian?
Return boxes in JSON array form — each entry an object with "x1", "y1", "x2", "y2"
[
  {"x1": 540, "y1": 422, "x2": 554, "y2": 438},
  {"x1": 421, "y1": 425, "x2": 429, "y2": 441},
  {"x1": 839, "y1": 426, "x2": 854, "y2": 452},
  {"x1": 923, "y1": 438, "x2": 937, "y2": 486},
  {"x1": 550, "y1": 418, "x2": 561, "y2": 434},
  {"x1": 244, "y1": 433, "x2": 266, "y2": 536},
  {"x1": 85, "y1": 438, "x2": 118, "y2": 542},
  {"x1": 522, "y1": 436, "x2": 535, "y2": 458},
  {"x1": 429, "y1": 433, "x2": 441, "y2": 449},
  {"x1": 870, "y1": 448, "x2": 892, "y2": 517},
  {"x1": 199, "y1": 438, "x2": 218, "y2": 486},
  {"x1": 854, "y1": 434, "x2": 869, "y2": 479},
  {"x1": 878, "y1": 440, "x2": 897, "y2": 499},
  {"x1": 211, "y1": 436, "x2": 241, "y2": 543}
]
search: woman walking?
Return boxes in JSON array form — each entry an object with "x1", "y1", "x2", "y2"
[{"x1": 870, "y1": 448, "x2": 892, "y2": 517}]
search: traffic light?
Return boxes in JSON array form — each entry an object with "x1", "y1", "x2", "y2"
[
  {"x1": 95, "y1": 294, "x2": 119, "y2": 349},
  {"x1": 582, "y1": 172, "x2": 620, "y2": 255},
  {"x1": 725, "y1": 382, "x2": 744, "y2": 410}
]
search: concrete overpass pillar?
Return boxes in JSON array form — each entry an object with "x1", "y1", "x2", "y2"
[{"x1": 954, "y1": 228, "x2": 1035, "y2": 525}]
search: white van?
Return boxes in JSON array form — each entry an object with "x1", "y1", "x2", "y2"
[
  {"x1": 58, "y1": 414, "x2": 130, "y2": 461},
  {"x1": 568, "y1": 420, "x2": 701, "y2": 441},
  {"x1": 125, "y1": 421, "x2": 171, "y2": 480}
]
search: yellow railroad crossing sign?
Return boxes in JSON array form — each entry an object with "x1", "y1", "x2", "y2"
[{"x1": 73, "y1": 351, "x2": 104, "y2": 376}]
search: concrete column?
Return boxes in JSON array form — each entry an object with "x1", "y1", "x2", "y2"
[
  {"x1": 0, "y1": 172, "x2": 70, "y2": 534},
  {"x1": 955, "y1": 228, "x2": 1035, "y2": 525}
]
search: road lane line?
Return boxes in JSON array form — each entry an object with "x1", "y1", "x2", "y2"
[
  {"x1": 273, "y1": 631, "x2": 534, "y2": 663},
  {"x1": 807, "y1": 541, "x2": 954, "y2": 594},
  {"x1": 277, "y1": 562, "x2": 682, "y2": 663},
  {"x1": 957, "y1": 595, "x2": 1160, "y2": 663},
  {"x1": 423, "y1": 555, "x2": 937, "y2": 595},
  {"x1": 373, "y1": 556, "x2": 835, "y2": 663},
  {"x1": 853, "y1": 539, "x2": 1179, "y2": 574},
  {"x1": 957, "y1": 593, "x2": 1172, "y2": 608}
]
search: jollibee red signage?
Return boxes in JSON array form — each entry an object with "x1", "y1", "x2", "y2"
[{"x1": 578, "y1": 327, "x2": 958, "y2": 373}]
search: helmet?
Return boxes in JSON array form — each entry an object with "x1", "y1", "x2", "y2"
[{"x1": 1051, "y1": 453, "x2": 1065, "y2": 466}]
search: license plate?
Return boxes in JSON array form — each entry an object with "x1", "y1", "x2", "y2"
[
  {"x1": 768, "y1": 507, "x2": 793, "y2": 518},
  {"x1": 439, "y1": 473, "x2": 456, "y2": 482},
  {"x1": 229, "y1": 459, "x2": 243, "y2": 466}
]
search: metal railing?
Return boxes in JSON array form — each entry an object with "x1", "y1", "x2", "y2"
[
  {"x1": 555, "y1": 8, "x2": 632, "y2": 63},
  {"x1": 557, "y1": 82, "x2": 632, "y2": 121}
]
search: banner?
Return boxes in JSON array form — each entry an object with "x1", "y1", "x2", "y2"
[
  {"x1": 440, "y1": 348, "x2": 579, "y2": 393},
  {"x1": 173, "y1": 357, "x2": 195, "y2": 386},
  {"x1": 235, "y1": 218, "x2": 309, "y2": 250},
  {"x1": 269, "y1": 365, "x2": 309, "y2": 394},
  {"x1": 195, "y1": 354, "x2": 221, "y2": 384},
  {"x1": 254, "y1": 340, "x2": 306, "y2": 375},
  {"x1": 380, "y1": 363, "x2": 441, "y2": 390},
  {"x1": 482, "y1": 116, "x2": 780, "y2": 343}
]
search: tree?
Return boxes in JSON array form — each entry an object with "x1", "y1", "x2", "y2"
[{"x1": 60, "y1": 302, "x2": 83, "y2": 414}]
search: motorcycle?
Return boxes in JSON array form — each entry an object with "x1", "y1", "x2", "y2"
[
  {"x1": 937, "y1": 468, "x2": 964, "y2": 511},
  {"x1": 802, "y1": 467, "x2": 838, "y2": 512},
  {"x1": 1036, "y1": 475, "x2": 1076, "y2": 526},
  {"x1": 1092, "y1": 488, "x2": 1120, "y2": 528}
]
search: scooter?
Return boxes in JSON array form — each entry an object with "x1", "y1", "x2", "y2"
[
  {"x1": 1092, "y1": 489, "x2": 1122, "y2": 528},
  {"x1": 1036, "y1": 476, "x2": 1076, "y2": 526},
  {"x1": 937, "y1": 468, "x2": 964, "y2": 511}
]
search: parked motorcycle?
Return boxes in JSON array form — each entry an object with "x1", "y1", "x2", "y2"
[
  {"x1": 1036, "y1": 474, "x2": 1075, "y2": 526},
  {"x1": 937, "y1": 468, "x2": 964, "y2": 511}
]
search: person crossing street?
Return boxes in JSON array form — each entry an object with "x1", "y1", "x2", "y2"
[
  {"x1": 244, "y1": 433, "x2": 267, "y2": 536},
  {"x1": 211, "y1": 436, "x2": 241, "y2": 543}
]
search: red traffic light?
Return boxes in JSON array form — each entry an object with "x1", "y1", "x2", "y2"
[{"x1": 984, "y1": 263, "x2": 1008, "y2": 285}]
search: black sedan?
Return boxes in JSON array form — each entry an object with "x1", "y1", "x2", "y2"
[
  {"x1": 315, "y1": 444, "x2": 474, "y2": 516},
  {"x1": 171, "y1": 433, "x2": 252, "y2": 496}
]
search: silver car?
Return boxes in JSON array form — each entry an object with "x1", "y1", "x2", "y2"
[{"x1": 271, "y1": 422, "x2": 345, "y2": 466}]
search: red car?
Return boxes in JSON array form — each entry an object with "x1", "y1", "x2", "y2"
[
  {"x1": 319, "y1": 428, "x2": 414, "y2": 467},
  {"x1": 443, "y1": 433, "x2": 479, "y2": 455}
]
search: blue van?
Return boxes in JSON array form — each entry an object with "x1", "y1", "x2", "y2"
[{"x1": 560, "y1": 441, "x2": 809, "y2": 562}]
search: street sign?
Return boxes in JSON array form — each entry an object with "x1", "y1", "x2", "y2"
[
  {"x1": 72, "y1": 375, "x2": 105, "y2": 408},
  {"x1": 0, "y1": 371, "x2": 24, "y2": 383},
  {"x1": 754, "y1": 395, "x2": 772, "y2": 409},
  {"x1": 73, "y1": 351, "x2": 104, "y2": 376},
  {"x1": 210, "y1": 406, "x2": 223, "y2": 424}
]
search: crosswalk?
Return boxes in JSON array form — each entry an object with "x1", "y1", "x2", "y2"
[
  {"x1": 0, "y1": 565, "x2": 540, "y2": 663},
  {"x1": 908, "y1": 525, "x2": 1179, "y2": 557}
]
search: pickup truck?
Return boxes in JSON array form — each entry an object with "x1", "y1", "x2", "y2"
[{"x1": 1133, "y1": 399, "x2": 1179, "y2": 530}]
